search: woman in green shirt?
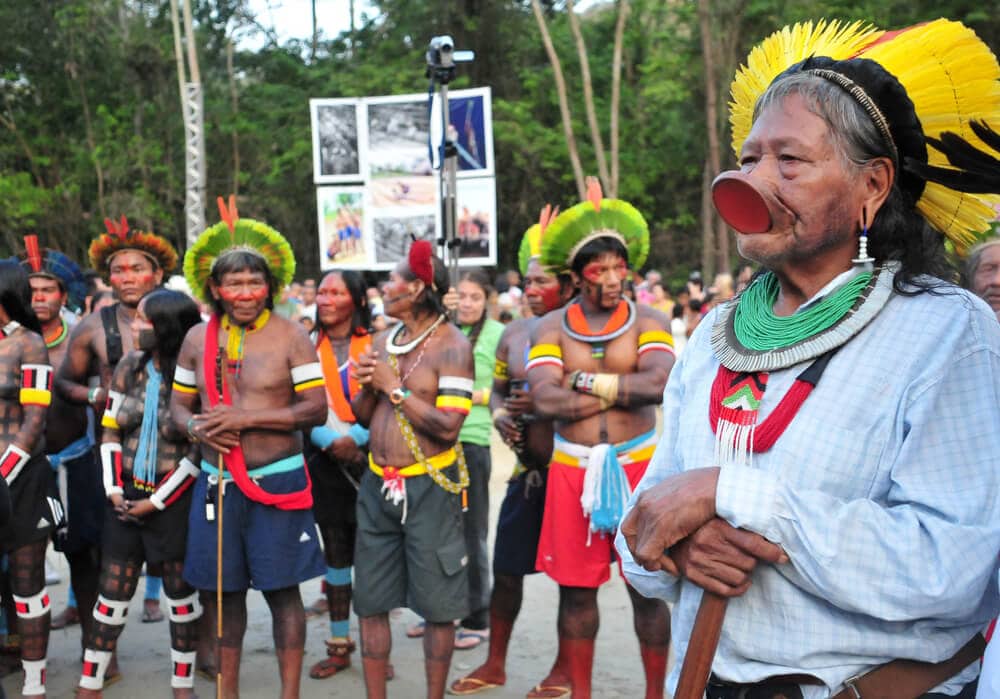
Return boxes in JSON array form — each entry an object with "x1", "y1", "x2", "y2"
[{"x1": 454, "y1": 268, "x2": 504, "y2": 648}]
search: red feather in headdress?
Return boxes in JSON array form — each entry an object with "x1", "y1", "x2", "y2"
[
  {"x1": 23, "y1": 235, "x2": 43, "y2": 274},
  {"x1": 586, "y1": 176, "x2": 603, "y2": 212},
  {"x1": 408, "y1": 239, "x2": 435, "y2": 289},
  {"x1": 217, "y1": 195, "x2": 239, "y2": 234}
]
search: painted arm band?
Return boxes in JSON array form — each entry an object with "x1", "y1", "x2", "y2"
[
  {"x1": 101, "y1": 391, "x2": 125, "y2": 430},
  {"x1": 100, "y1": 442, "x2": 124, "y2": 497},
  {"x1": 480, "y1": 387, "x2": 492, "y2": 405},
  {"x1": 150, "y1": 457, "x2": 199, "y2": 511},
  {"x1": 291, "y1": 362, "x2": 325, "y2": 393},
  {"x1": 637, "y1": 330, "x2": 675, "y2": 356},
  {"x1": 436, "y1": 376, "x2": 474, "y2": 415},
  {"x1": 526, "y1": 343, "x2": 563, "y2": 371},
  {"x1": 0, "y1": 443, "x2": 30, "y2": 484},
  {"x1": 493, "y1": 359, "x2": 509, "y2": 380},
  {"x1": 172, "y1": 365, "x2": 198, "y2": 394},
  {"x1": 20, "y1": 364, "x2": 53, "y2": 407}
]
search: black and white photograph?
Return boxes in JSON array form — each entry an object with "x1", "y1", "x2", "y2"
[
  {"x1": 310, "y1": 99, "x2": 364, "y2": 183},
  {"x1": 366, "y1": 96, "x2": 431, "y2": 180},
  {"x1": 372, "y1": 211, "x2": 436, "y2": 266}
]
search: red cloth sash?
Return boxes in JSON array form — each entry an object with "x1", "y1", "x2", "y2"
[{"x1": 203, "y1": 313, "x2": 312, "y2": 510}]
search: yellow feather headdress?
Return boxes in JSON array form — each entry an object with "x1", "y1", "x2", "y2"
[
  {"x1": 518, "y1": 204, "x2": 560, "y2": 276},
  {"x1": 729, "y1": 18, "x2": 1000, "y2": 251}
]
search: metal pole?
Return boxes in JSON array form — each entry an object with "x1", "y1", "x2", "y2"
[{"x1": 439, "y1": 81, "x2": 460, "y2": 289}]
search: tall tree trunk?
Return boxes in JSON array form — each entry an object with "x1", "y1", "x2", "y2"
[
  {"x1": 565, "y1": 0, "x2": 610, "y2": 193},
  {"x1": 181, "y1": 0, "x2": 200, "y2": 83},
  {"x1": 65, "y1": 61, "x2": 106, "y2": 219},
  {"x1": 701, "y1": 157, "x2": 715, "y2": 279},
  {"x1": 310, "y1": 0, "x2": 318, "y2": 62},
  {"x1": 530, "y1": 0, "x2": 586, "y2": 199},
  {"x1": 348, "y1": 0, "x2": 356, "y2": 57},
  {"x1": 609, "y1": 0, "x2": 629, "y2": 199},
  {"x1": 227, "y1": 40, "x2": 240, "y2": 195},
  {"x1": 0, "y1": 112, "x2": 46, "y2": 188},
  {"x1": 698, "y1": 0, "x2": 723, "y2": 277}
]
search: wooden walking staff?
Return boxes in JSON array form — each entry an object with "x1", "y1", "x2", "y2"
[
  {"x1": 673, "y1": 591, "x2": 728, "y2": 699},
  {"x1": 215, "y1": 351, "x2": 226, "y2": 699}
]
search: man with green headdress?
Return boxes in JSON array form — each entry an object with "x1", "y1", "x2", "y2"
[
  {"x1": 525, "y1": 179, "x2": 674, "y2": 699},
  {"x1": 169, "y1": 198, "x2": 326, "y2": 699}
]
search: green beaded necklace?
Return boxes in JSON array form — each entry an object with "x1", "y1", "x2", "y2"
[{"x1": 733, "y1": 270, "x2": 872, "y2": 352}]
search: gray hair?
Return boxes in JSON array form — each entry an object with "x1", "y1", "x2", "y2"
[
  {"x1": 962, "y1": 237, "x2": 1000, "y2": 289},
  {"x1": 753, "y1": 72, "x2": 890, "y2": 175}
]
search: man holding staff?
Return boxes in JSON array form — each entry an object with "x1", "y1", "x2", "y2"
[
  {"x1": 619, "y1": 19, "x2": 1000, "y2": 699},
  {"x1": 170, "y1": 198, "x2": 326, "y2": 699}
]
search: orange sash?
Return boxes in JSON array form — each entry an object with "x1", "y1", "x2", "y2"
[{"x1": 317, "y1": 332, "x2": 371, "y2": 423}]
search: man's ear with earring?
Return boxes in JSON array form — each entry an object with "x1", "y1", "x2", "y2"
[{"x1": 853, "y1": 207, "x2": 875, "y2": 270}]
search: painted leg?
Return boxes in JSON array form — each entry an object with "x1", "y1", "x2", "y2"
[
  {"x1": 628, "y1": 583, "x2": 670, "y2": 699},
  {"x1": 424, "y1": 621, "x2": 456, "y2": 699},
  {"x1": 263, "y1": 586, "x2": 306, "y2": 699},
  {"x1": 161, "y1": 561, "x2": 200, "y2": 699},
  {"x1": 449, "y1": 573, "x2": 523, "y2": 693},
  {"x1": 215, "y1": 590, "x2": 248, "y2": 699},
  {"x1": 360, "y1": 614, "x2": 391, "y2": 699},
  {"x1": 11, "y1": 539, "x2": 51, "y2": 699},
  {"x1": 556, "y1": 586, "x2": 598, "y2": 699}
]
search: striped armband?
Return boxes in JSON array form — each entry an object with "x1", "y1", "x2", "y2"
[
  {"x1": 20, "y1": 363, "x2": 53, "y2": 407},
  {"x1": 172, "y1": 365, "x2": 198, "y2": 394},
  {"x1": 526, "y1": 344, "x2": 563, "y2": 371},
  {"x1": 493, "y1": 358, "x2": 509, "y2": 381},
  {"x1": 291, "y1": 362, "x2": 325, "y2": 393},
  {"x1": 101, "y1": 390, "x2": 125, "y2": 430},
  {"x1": 150, "y1": 457, "x2": 200, "y2": 511},
  {"x1": 0, "y1": 443, "x2": 30, "y2": 485},
  {"x1": 638, "y1": 330, "x2": 675, "y2": 356},
  {"x1": 436, "y1": 376, "x2": 474, "y2": 415},
  {"x1": 100, "y1": 442, "x2": 124, "y2": 497}
]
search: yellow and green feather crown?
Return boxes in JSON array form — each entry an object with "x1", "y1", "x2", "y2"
[
  {"x1": 518, "y1": 204, "x2": 560, "y2": 276},
  {"x1": 540, "y1": 179, "x2": 649, "y2": 273},
  {"x1": 184, "y1": 196, "x2": 296, "y2": 302},
  {"x1": 729, "y1": 18, "x2": 1000, "y2": 251}
]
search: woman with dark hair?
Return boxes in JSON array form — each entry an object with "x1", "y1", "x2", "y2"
[
  {"x1": 304, "y1": 269, "x2": 379, "y2": 680},
  {"x1": 0, "y1": 260, "x2": 58, "y2": 698},
  {"x1": 452, "y1": 268, "x2": 504, "y2": 648},
  {"x1": 76, "y1": 289, "x2": 204, "y2": 698}
]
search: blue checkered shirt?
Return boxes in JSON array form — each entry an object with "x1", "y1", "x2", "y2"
[{"x1": 616, "y1": 284, "x2": 1000, "y2": 697}]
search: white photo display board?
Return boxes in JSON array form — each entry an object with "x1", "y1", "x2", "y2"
[{"x1": 310, "y1": 87, "x2": 496, "y2": 271}]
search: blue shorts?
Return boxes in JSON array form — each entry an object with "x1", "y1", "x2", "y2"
[
  {"x1": 183, "y1": 458, "x2": 325, "y2": 592},
  {"x1": 492, "y1": 467, "x2": 548, "y2": 576}
]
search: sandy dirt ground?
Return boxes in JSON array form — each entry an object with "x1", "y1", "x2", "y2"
[{"x1": 3, "y1": 433, "x2": 672, "y2": 698}]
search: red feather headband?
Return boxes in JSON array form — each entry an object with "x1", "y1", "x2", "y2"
[{"x1": 408, "y1": 239, "x2": 436, "y2": 290}]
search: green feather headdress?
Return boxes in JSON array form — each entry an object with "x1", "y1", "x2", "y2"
[
  {"x1": 184, "y1": 195, "x2": 296, "y2": 303},
  {"x1": 540, "y1": 178, "x2": 649, "y2": 273},
  {"x1": 518, "y1": 204, "x2": 560, "y2": 276}
]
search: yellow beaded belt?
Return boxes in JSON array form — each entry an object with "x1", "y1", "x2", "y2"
[{"x1": 368, "y1": 448, "x2": 457, "y2": 479}]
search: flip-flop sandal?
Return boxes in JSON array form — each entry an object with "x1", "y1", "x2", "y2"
[
  {"x1": 309, "y1": 638, "x2": 355, "y2": 679},
  {"x1": 453, "y1": 628, "x2": 489, "y2": 650},
  {"x1": 448, "y1": 675, "x2": 503, "y2": 695},
  {"x1": 525, "y1": 683, "x2": 571, "y2": 698},
  {"x1": 405, "y1": 621, "x2": 427, "y2": 638}
]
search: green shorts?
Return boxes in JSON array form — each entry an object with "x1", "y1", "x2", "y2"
[{"x1": 353, "y1": 465, "x2": 469, "y2": 622}]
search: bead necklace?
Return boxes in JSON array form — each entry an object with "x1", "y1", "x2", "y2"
[
  {"x1": 733, "y1": 270, "x2": 871, "y2": 352},
  {"x1": 385, "y1": 314, "x2": 446, "y2": 355},
  {"x1": 221, "y1": 309, "x2": 271, "y2": 377},
  {"x1": 44, "y1": 318, "x2": 69, "y2": 348}
]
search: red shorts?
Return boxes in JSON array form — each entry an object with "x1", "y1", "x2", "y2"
[{"x1": 535, "y1": 456, "x2": 649, "y2": 588}]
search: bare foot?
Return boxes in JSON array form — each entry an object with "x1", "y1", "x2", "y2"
[{"x1": 141, "y1": 598, "x2": 164, "y2": 623}]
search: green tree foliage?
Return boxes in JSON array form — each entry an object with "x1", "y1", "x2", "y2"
[{"x1": 0, "y1": 0, "x2": 996, "y2": 278}]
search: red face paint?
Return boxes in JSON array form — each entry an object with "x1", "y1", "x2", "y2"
[
  {"x1": 218, "y1": 285, "x2": 269, "y2": 303},
  {"x1": 316, "y1": 275, "x2": 355, "y2": 329}
]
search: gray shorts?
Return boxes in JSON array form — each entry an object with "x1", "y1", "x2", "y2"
[{"x1": 353, "y1": 465, "x2": 469, "y2": 622}]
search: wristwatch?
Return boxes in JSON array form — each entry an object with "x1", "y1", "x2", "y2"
[{"x1": 389, "y1": 386, "x2": 411, "y2": 405}]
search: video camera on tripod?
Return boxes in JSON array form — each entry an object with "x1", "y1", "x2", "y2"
[
  {"x1": 426, "y1": 36, "x2": 474, "y2": 289},
  {"x1": 426, "y1": 35, "x2": 474, "y2": 84}
]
